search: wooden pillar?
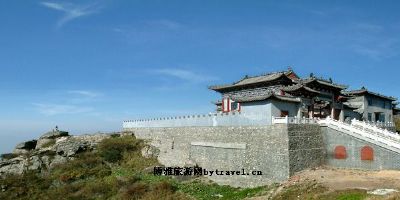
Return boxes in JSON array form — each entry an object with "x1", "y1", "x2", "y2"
[{"x1": 339, "y1": 109, "x2": 344, "y2": 122}]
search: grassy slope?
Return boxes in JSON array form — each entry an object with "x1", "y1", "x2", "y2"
[{"x1": 0, "y1": 135, "x2": 268, "y2": 200}]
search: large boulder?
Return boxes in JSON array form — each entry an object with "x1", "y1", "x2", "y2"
[
  {"x1": 48, "y1": 155, "x2": 68, "y2": 169},
  {"x1": 27, "y1": 155, "x2": 43, "y2": 171},
  {"x1": 36, "y1": 129, "x2": 69, "y2": 150},
  {"x1": 40, "y1": 130, "x2": 69, "y2": 140},
  {"x1": 54, "y1": 137, "x2": 89, "y2": 157},
  {"x1": 36, "y1": 138, "x2": 56, "y2": 150},
  {"x1": 15, "y1": 140, "x2": 37, "y2": 150},
  {"x1": 13, "y1": 140, "x2": 37, "y2": 154},
  {"x1": 73, "y1": 134, "x2": 111, "y2": 149},
  {"x1": 0, "y1": 156, "x2": 27, "y2": 176}
]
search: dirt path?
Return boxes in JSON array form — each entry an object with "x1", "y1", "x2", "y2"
[
  {"x1": 246, "y1": 166, "x2": 400, "y2": 200},
  {"x1": 293, "y1": 166, "x2": 400, "y2": 191}
]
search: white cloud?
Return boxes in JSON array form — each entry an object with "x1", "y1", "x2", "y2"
[
  {"x1": 68, "y1": 90, "x2": 101, "y2": 98},
  {"x1": 40, "y1": 1, "x2": 101, "y2": 27},
  {"x1": 33, "y1": 103, "x2": 93, "y2": 116},
  {"x1": 152, "y1": 68, "x2": 218, "y2": 83},
  {"x1": 147, "y1": 19, "x2": 183, "y2": 30}
]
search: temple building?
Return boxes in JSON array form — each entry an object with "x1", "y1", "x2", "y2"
[{"x1": 209, "y1": 68, "x2": 398, "y2": 125}]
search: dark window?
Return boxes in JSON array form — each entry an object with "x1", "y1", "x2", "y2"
[
  {"x1": 334, "y1": 146, "x2": 347, "y2": 159},
  {"x1": 381, "y1": 113, "x2": 385, "y2": 122},
  {"x1": 361, "y1": 146, "x2": 374, "y2": 161},
  {"x1": 280, "y1": 111, "x2": 289, "y2": 117},
  {"x1": 368, "y1": 99, "x2": 373, "y2": 106},
  {"x1": 368, "y1": 113, "x2": 372, "y2": 121}
]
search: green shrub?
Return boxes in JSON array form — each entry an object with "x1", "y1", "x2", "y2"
[
  {"x1": 178, "y1": 180, "x2": 266, "y2": 200},
  {"x1": 0, "y1": 171, "x2": 52, "y2": 200},
  {"x1": 121, "y1": 151, "x2": 158, "y2": 171},
  {"x1": 98, "y1": 135, "x2": 141, "y2": 163},
  {"x1": 51, "y1": 152, "x2": 111, "y2": 183}
]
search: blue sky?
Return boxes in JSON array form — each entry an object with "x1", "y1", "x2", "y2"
[{"x1": 1, "y1": 0, "x2": 400, "y2": 153}]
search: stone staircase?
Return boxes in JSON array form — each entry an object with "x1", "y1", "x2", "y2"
[{"x1": 319, "y1": 117, "x2": 400, "y2": 153}]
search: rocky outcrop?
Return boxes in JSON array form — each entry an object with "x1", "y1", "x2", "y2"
[
  {"x1": 0, "y1": 156, "x2": 27, "y2": 175},
  {"x1": 0, "y1": 129, "x2": 112, "y2": 177},
  {"x1": 36, "y1": 129, "x2": 68, "y2": 149},
  {"x1": 40, "y1": 130, "x2": 69, "y2": 139},
  {"x1": 13, "y1": 140, "x2": 37, "y2": 154}
]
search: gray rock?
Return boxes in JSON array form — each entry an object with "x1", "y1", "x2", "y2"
[
  {"x1": 41, "y1": 155, "x2": 51, "y2": 170},
  {"x1": 121, "y1": 131, "x2": 134, "y2": 136},
  {"x1": 73, "y1": 134, "x2": 111, "y2": 150},
  {"x1": 40, "y1": 130, "x2": 69, "y2": 139},
  {"x1": 12, "y1": 149, "x2": 29, "y2": 155},
  {"x1": 15, "y1": 140, "x2": 37, "y2": 150},
  {"x1": 55, "y1": 137, "x2": 89, "y2": 157},
  {"x1": 36, "y1": 138, "x2": 56, "y2": 149},
  {"x1": 49, "y1": 155, "x2": 68, "y2": 169},
  {"x1": 0, "y1": 156, "x2": 27, "y2": 175},
  {"x1": 0, "y1": 132, "x2": 115, "y2": 175},
  {"x1": 28, "y1": 155, "x2": 42, "y2": 171}
]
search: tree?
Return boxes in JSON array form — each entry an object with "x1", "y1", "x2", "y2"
[{"x1": 395, "y1": 116, "x2": 400, "y2": 133}]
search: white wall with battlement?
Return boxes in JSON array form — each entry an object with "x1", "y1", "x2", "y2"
[{"x1": 123, "y1": 111, "x2": 269, "y2": 128}]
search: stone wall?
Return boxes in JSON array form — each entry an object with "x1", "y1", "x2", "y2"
[
  {"x1": 288, "y1": 124, "x2": 325, "y2": 175},
  {"x1": 126, "y1": 124, "x2": 323, "y2": 187},
  {"x1": 321, "y1": 126, "x2": 400, "y2": 170},
  {"x1": 128, "y1": 125, "x2": 290, "y2": 187}
]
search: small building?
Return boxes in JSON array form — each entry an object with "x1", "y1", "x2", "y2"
[
  {"x1": 393, "y1": 102, "x2": 400, "y2": 117},
  {"x1": 209, "y1": 69, "x2": 397, "y2": 125},
  {"x1": 342, "y1": 88, "x2": 397, "y2": 123}
]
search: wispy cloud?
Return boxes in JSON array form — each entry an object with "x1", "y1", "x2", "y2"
[
  {"x1": 146, "y1": 19, "x2": 183, "y2": 30},
  {"x1": 151, "y1": 68, "x2": 218, "y2": 83},
  {"x1": 347, "y1": 23, "x2": 400, "y2": 60},
  {"x1": 33, "y1": 90, "x2": 103, "y2": 115},
  {"x1": 112, "y1": 19, "x2": 184, "y2": 45},
  {"x1": 32, "y1": 103, "x2": 93, "y2": 116},
  {"x1": 40, "y1": 1, "x2": 101, "y2": 27},
  {"x1": 68, "y1": 90, "x2": 101, "y2": 98}
]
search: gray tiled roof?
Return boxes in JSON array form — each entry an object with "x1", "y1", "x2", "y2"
[
  {"x1": 209, "y1": 71, "x2": 289, "y2": 91},
  {"x1": 295, "y1": 77, "x2": 348, "y2": 90},
  {"x1": 343, "y1": 89, "x2": 397, "y2": 101},
  {"x1": 282, "y1": 84, "x2": 320, "y2": 94},
  {"x1": 213, "y1": 93, "x2": 301, "y2": 104}
]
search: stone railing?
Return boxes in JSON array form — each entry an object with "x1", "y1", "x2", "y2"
[
  {"x1": 272, "y1": 116, "x2": 319, "y2": 124},
  {"x1": 350, "y1": 118, "x2": 399, "y2": 139},
  {"x1": 362, "y1": 120, "x2": 394, "y2": 128},
  {"x1": 319, "y1": 117, "x2": 400, "y2": 151}
]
